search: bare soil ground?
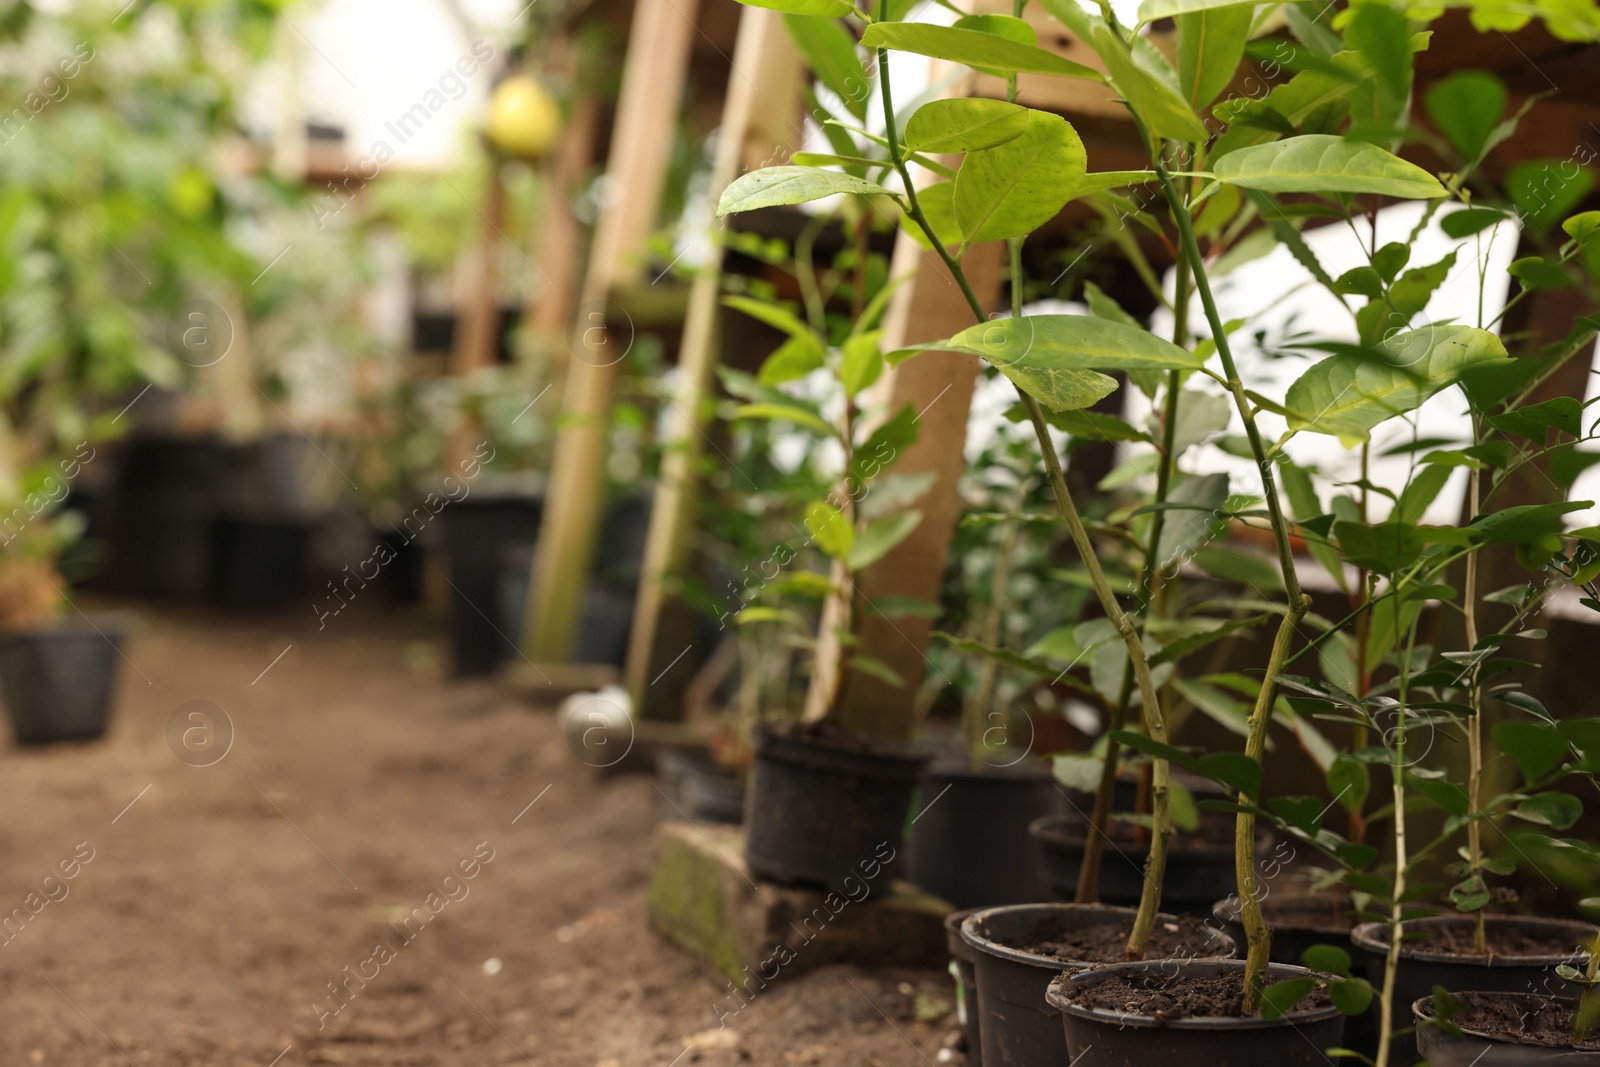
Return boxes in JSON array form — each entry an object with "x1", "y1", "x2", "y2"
[{"x1": 0, "y1": 602, "x2": 959, "y2": 1066}]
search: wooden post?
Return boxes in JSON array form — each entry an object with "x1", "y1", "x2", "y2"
[
  {"x1": 525, "y1": 88, "x2": 601, "y2": 382},
  {"x1": 523, "y1": 0, "x2": 703, "y2": 663},
  {"x1": 801, "y1": 233, "x2": 1007, "y2": 738},
  {"x1": 623, "y1": 6, "x2": 804, "y2": 718}
]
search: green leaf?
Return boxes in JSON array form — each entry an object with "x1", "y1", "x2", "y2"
[
  {"x1": 1333, "y1": 520, "x2": 1424, "y2": 574},
  {"x1": 716, "y1": 166, "x2": 893, "y2": 216},
  {"x1": 731, "y1": 0, "x2": 852, "y2": 18},
  {"x1": 903, "y1": 181, "x2": 962, "y2": 251},
  {"x1": 1176, "y1": 4, "x2": 1252, "y2": 110},
  {"x1": 954, "y1": 111, "x2": 1087, "y2": 242},
  {"x1": 841, "y1": 330, "x2": 884, "y2": 396},
  {"x1": 1509, "y1": 256, "x2": 1573, "y2": 291},
  {"x1": 1472, "y1": 501, "x2": 1593, "y2": 545},
  {"x1": 1408, "y1": 770, "x2": 1470, "y2": 816},
  {"x1": 736, "y1": 606, "x2": 808, "y2": 627},
  {"x1": 859, "y1": 23, "x2": 1103, "y2": 80},
  {"x1": 1440, "y1": 207, "x2": 1510, "y2": 238},
  {"x1": 1494, "y1": 721, "x2": 1570, "y2": 782},
  {"x1": 1512, "y1": 791, "x2": 1584, "y2": 829},
  {"x1": 936, "y1": 631, "x2": 1060, "y2": 678},
  {"x1": 848, "y1": 654, "x2": 906, "y2": 687},
  {"x1": 1190, "y1": 547, "x2": 1285, "y2": 593},
  {"x1": 758, "y1": 334, "x2": 826, "y2": 385},
  {"x1": 1328, "y1": 978, "x2": 1375, "y2": 1016},
  {"x1": 1425, "y1": 70, "x2": 1507, "y2": 162},
  {"x1": 1344, "y1": 2, "x2": 1412, "y2": 130},
  {"x1": 733, "y1": 402, "x2": 833, "y2": 435},
  {"x1": 1136, "y1": 0, "x2": 1254, "y2": 23},
  {"x1": 1327, "y1": 755, "x2": 1370, "y2": 815},
  {"x1": 804, "y1": 500, "x2": 854, "y2": 558},
  {"x1": 1214, "y1": 135, "x2": 1447, "y2": 199},
  {"x1": 783, "y1": 14, "x2": 870, "y2": 120},
  {"x1": 1508, "y1": 159, "x2": 1597, "y2": 231},
  {"x1": 1093, "y1": 25, "x2": 1208, "y2": 142},
  {"x1": 1301, "y1": 944, "x2": 1354, "y2": 979},
  {"x1": 1260, "y1": 977, "x2": 1319, "y2": 1021},
  {"x1": 1155, "y1": 473, "x2": 1230, "y2": 566},
  {"x1": 1397, "y1": 463, "x2": 1452, "y2": 525},
  {"x1": 1109, "y1": 730, "x2": 1263, "y2": 802},
  {"x1": 1564, "y1": 210, "x2": 1600, "y2": 244},
  {"x1": 847, "y1": 511, "x2": 922, "y2": 571},
  {"x1": 1284, "y1": 326, "x2": 1511, "y2": 444},
  {"x1": 1488, "y1": 396, "x2": 1582, "y2": 441},
  {"x1": 905, "y1": 99, "x2": 1030, "y2": 154}
]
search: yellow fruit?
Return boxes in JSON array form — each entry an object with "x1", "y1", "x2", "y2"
[{"x1": 486, "y1": 76, "x2": 561, "y2": 160}]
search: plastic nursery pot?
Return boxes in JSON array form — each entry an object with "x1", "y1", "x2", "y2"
[
  {"x1": 945, "y1": 908, "x2": 983, "y2": 1066},
  {"x1": 657, "y1": 747, "x2": 744, "y2": 825},
  {"x1": 441, "y1": 491, "x2": 543, "y2": 677},
  {"x1": 1047, "y1": 959, "x2": 1346, "y2": 1067},
  {"x1": 907, "y1": 761, "x2": 1064, "y2": 909},
  {"x1": 0, "y1": 624, "x2": 123, "y2": 744},
  {"x1": 961, "y1": 902, "x2": 1236, "y2": 1066},
  {"x1": 1413, "y1": 993, "x2": 1600, "y2": 1065},
  {"x1": 742, "y1": 723, "x2": 930, "y2": 894},
  {"x1": 1353, "y1": 916, "x2": 1598, "y2": 1067},
  {"x1": 1031, "y1": 813, "x2": 1271, "y2": 915},
  {"x1": 208, "y1": 513, "x2": 309, "y2": 610}
]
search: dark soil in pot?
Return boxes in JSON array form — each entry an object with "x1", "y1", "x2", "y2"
[
  {"x1": 1049, "y1": 959, "x2": 1345, "y2": 1066},
  {"x1": 907, "y1": 761, "x2": 1063, "y2": 908},
  {"x1": 960, "y1": 902, "x2": 1235, "y2": 1066},
  {"x1": 742, "y1": 720, "x2": 930, "y2": 894},
  {"x1": 0, "y1": 624, "x2": 122, "y2": 744},
  {"x1": 1414, "y1": 992, "x2": 1600, "y2": 1065},
  {"x1": 945, "y1": 908, "x2": 983, "y2": 1065},
  {"x1": 1031, "y1": 813, "x2": 1268, "y2": 914},
  {"x1": 1353, "y1": 915, "x2": 1597, "y2": 1067}
]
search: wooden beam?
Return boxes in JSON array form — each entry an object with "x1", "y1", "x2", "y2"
[
  {"x1": 800, "y1": 233, "x2": 1007, "y2": 738},
  {"x1": 624, "y1": 6, "x2": 805, "y2": 717},
  {"x1": 523, "y1": 0, "x2": 703, "y2": 663},
  {"x1": 525, "y1": 89, "x2": 601, "y2": 382}
]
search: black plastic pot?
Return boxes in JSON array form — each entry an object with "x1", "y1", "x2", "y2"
[
  {"x1": 961, "y1": 902, "x2": 1236, "y2": 1066},
  {"x1": 658, "y1": 747, "x2": 745, "y2": 825},
  {"x1": 0, "y1": 625, "x2": 122, "y2": 744},
  {"x1": 1212, "y1": 893, "x2": 1357, "y2": 966},
  {"x1": 945, "y1": 908, "x2": 983, "y2": 1065},
  {"x1": 1048, "y1": 959, "x2": 1346, "y2": 1066},
  {"x1": 1413, "y1": 993, "x2": 1600, "y2": 1065},
  {"x1": 108, "y1": 437, "x2": 235, "y2": 597},
  {"x1": 208, "y1": 514, "x2": 309, "y2": 610},
  {"x1": 1352, "y1": 916, "x2": 1597, "y2": 1067},
  {"x1": 1031, "y1": 813, "x2": 1268, "y2": 915},
  {"x1": 907, "y1": 762, "x2": 1063, "y2": 909},
  {"x1": 441, "y1": 491, "x2": 543, "y2": 676},
  {"x1": 743, "y1": 725, "x2": 930, "y2": 893}
]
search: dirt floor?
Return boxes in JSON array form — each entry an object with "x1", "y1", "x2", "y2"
[{"x1": 0, "y1": 602, "x2": 959, "y2": 1066}]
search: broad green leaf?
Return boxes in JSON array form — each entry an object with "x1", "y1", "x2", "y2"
[
  {"x1": 1061, "y1": 170, "x2": 1159, "y2": 200},
  {"x1": 950, "y1": 14, "x2": 1038, "y2": 78},
  {"x1": 1191, "y1": 547, "x2": 1284, "y2": 593},
  {"x1": 1488, "y1": 396, "x2": 1582, "y2": 441},
  {"x1": 1259, "y1": 977, "x2": 1319, "y2": 1021},
  {"x1": 717, "y1": 166, "x2": 893, "y2": 216},
  {"x1": 847, "y1": 511, "x2": 922, "y2": 571},
  {"x1": 1440, "y1": 207, "x2": 1509, "y2": 238},
  {"x1": 841, "y1": 330, "x2": 884, "y2": 396},
  {"x1": 859, "y1": 23, "x2": 1103, "y2": 80},
  {"x1": 1176, "y1": 4, "x2": 1252, "y2": 110},
  {"x1": 1138, "y1": 0, "x2": 1255, "y2": 20},
  {"x1": 1329, "y1": 979, "x2": 1375, "y2": 1016},
  {"x1": 848, "y1": 655, "x2": 906, "y2": 687},
  {"x1": 859, "y1": 471, "x2": 934, "y2": 520},
  {"x1": 892, "y1": 315, "x2": 1202, "y2": 412},
  {"x1": 1214, "y1": 135, "x2": 1446, "y2": 198},
  {"x1": 1284, "y1": 326, "x2": 1511, "y2": 444},
  {"x1": 1508, "y1": 256, "x2": 1572, "y2": 291},
  {"x1": 1334, "y1": 520, "x2": 1424, "y2": 574},
  {"x1": 804, "y1": 500, "x2": 854, "y2": 558},
  {"x1": 1155, "y1": 472, "x2": 1230, "y2": 566},
  {"x1": 758, "y1": 334, "x2": 826, "y2": 385},
  {"x1": 1396, "y1": 463, "x2": 1451, "y2": 525},
  {"x1": 723, "y1": 294, "x2": 814, "y2": 339},
  {"x1": 1425, "y1": 70, "x2": 1507, "y2": 162},
  {"x1": 1343, "y1": 2, "x2": 1411, "y2": 134},
  {"x1": 732, "y1": 0, "x2": 852, "y2": 17},
  {"x1": 1112, "y1": 730, "x2": 1264, "y2": 802},
  {"x1": 1094, "y1": 25, "x2": 1209, "y2": 142},
  {"x1": 1301, "y1": 945, "x2": 1354, "y2": 979},
  {"x1": 1470, "y1": 501, "x2": 1593, "y2": 545},
  {"x1": 734, "y1": 402, "x2": 833, "y2": 435},
  {"x1": 784, "y1": 14, "x2": 870, "y2": 120},
  {"x1": 904, "y1": 181, "x2": 962, "y2": 251},
  {"x1": 1512, "y1": 791, "x2": 1584, "y2": 829},
  {"x1": 1508, "y1": 159, "x2": 1597, "y2": 231},
  {"x1": 1494, "y1": 721, "x2": 1570, "y2": 782},
  {"x1": 904, "y1": 98, "x2": 1030, "y2": 154},
  {"x1": 937, "y1": 631, "x2": 1059, "y2": 678},
  {"x1": 954, "y1": 111, "x2": 1087, "y2": 242}
]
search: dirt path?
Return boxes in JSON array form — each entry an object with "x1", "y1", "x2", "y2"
[{"x1": 0, "y1": 604, "x2": 959, "y2": 1066}]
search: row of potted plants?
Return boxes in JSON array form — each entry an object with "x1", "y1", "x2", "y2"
[{"x1": 692, "y1": 0, "x2": 1600, "y2": 1062}]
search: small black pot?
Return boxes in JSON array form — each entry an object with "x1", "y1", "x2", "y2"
[
  {"x1": 961, "y1": 902, "x2": 1235, "y2": 1066},
  {"x1": 1413, "y1": 993, "x2": 1600, "y2": 1065},
  {"x1": 1353, "y1": 916, "x2": 1597, "y2": 1067},
  {"x1": 1048, "y1": 959, "x2": 1346, "y2": 1066},
  {"x1": 743, "y1": 725, "x2": 930, "y2": 893},
  {"x1": 907, "y1": 762, "x2": 1063, "y2": 909},
  {"x1": 209, "y1": 514, "x2": 309, "y2": 610},
  {"x1": 1031, "y1": 814, "x2": 1267, "y2": 915},
  {"x1": 441, "y1": 492, "x2": 543, "y2": 677},
  {"x1": 945, "y1": 908, "x2": 983, "y2": 1065},
  {"x1": 657, "y1": 748, "x2": 745, "y2": 824},
  {"x1": 0, "y1": 625, "x2": 122, "y2": 744}
]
